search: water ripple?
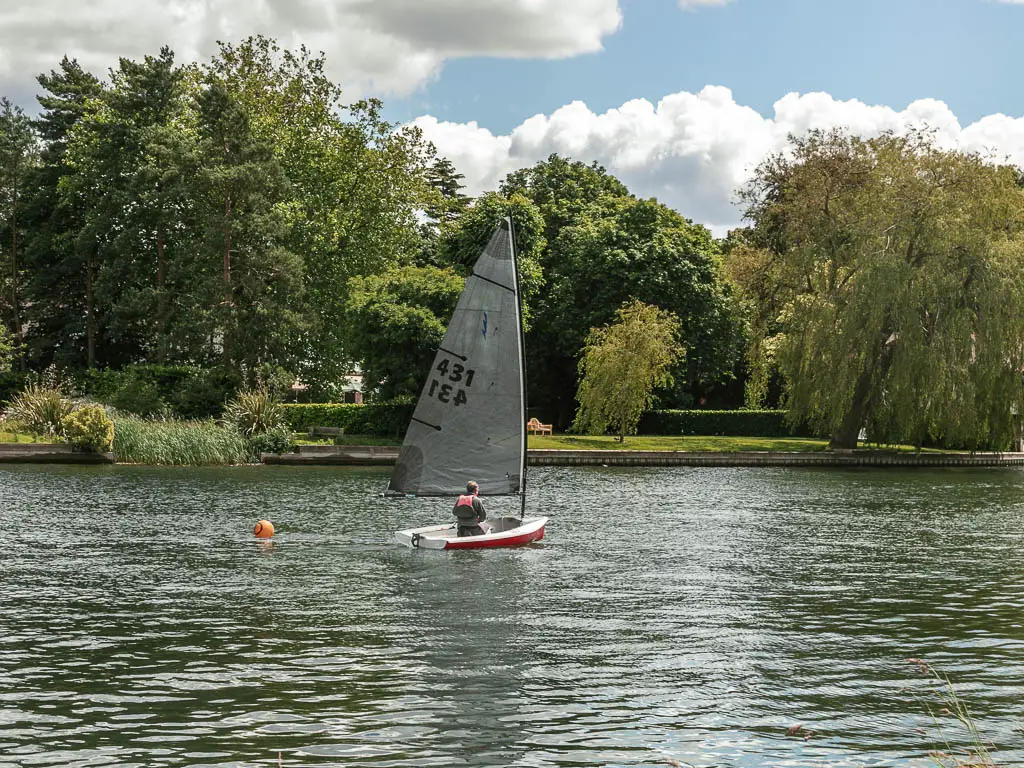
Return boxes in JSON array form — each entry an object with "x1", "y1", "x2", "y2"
[{"x1": 1, "y1": 464, "x2": 1023, "y2": 766}]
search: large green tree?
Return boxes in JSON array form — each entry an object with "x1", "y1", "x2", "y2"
[
  {"x1": 435, "y1": 191, "x2": 545, "y2": 317},
  {"x1": 20, "y1": 57, "x2": 104, "y2": 368},
  {"x1": 499, "y1": 155, "x2": 743, "y2": 425},
  {"x1": 342, "y1": 265, "x2": 464, "y2": 400},
  {"x1": 573, "y1": 299, "x2": 683, "y2": 441},
  {"x1": 60, "y1": 48, "x2": 191, "y2": 367},
  {"x1": 0, "y1": 98, "x2": 39, "y2": 367},
  {"x1": 206, "y1": 37, "x2": 433, "y2": 389},
  {"x1": 415, "y1": 156, "x2": 472, "y2": 267},
  {"x1": 736, "y1": 129, "x2": 1024, "y2": 449},
  {"x1": 546, "y1": 198, "x2": 741, "y2": 392},
  {"x1": 424, "y1": 156, "x2": 471, "y2": 228},
  {"x1": 191, "y1": 79, "x2": 304, "y2": 375},
  {"x1": 501, "y1": 154, "x2": 629, "y2": 248}
]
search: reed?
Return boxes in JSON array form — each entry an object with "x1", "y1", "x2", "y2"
[
  {"x1": 903, "y1": 659, "x2": 1002, "y2": 768},
  {"x1": 113, "y1": 417, "x2": 254, "y2": 466}
]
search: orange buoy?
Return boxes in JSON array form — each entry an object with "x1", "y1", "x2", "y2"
[{"x1": 254, "y1": 519, "x2": 275, "y2": 539}]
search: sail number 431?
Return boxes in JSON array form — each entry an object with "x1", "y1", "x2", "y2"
[{"x1": 429, "y1": 359, "x2": 475, "y2": 406}]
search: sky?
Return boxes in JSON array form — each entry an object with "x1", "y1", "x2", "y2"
[{"x1": 2, "y1": 0, "x2": 1023, "y2": 233}]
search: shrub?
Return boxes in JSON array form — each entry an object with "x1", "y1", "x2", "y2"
[
  {"x1": 251, "y1": 425, "x2": 294, "y2": 455},
  {"x1": 281, "y1": 398, "x2": 414, "y2": 438},
  {"x1": 0, "y1": 415, "x2": 27, "y2": 435},
  {"x1": 113, "y1": 417, "x2": 253, "y2": 465},
  {"x1": 0, "y1": 370, "x2": 28, "y2": 406},
  {"x1": 170, "y1": 367, "x2": 240, "y2": 419},
  {"x1": 224, "y1": 389, "x2": 286, "y2": 437},
  {"x1": 108, "y1": 377, "x2": 167, "y2": 417},
  {"x1": 62, "y1": 405, "x2": 115, "y2": 452},
  {"x1": 5, "y1": 383, "x2": 76, "y2": 438},
  {"x1": 79, "y1": 364, "x2": 241, "y2": 420}
]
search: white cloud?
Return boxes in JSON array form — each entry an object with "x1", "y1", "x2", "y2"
[
  {"x1": 412, "y1": 89, "x2": 1024, "y2": 235},
  {"x1": 0, "y1": 0, "x2": 623, "y2": 101}
]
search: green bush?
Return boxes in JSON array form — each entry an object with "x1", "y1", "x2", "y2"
[
  {"x1": 170, "y1": 367, "x2": 240, "y2": 419},
  {"x1": 282, "y1": 399, "x2": 414, "y2": 438},
  {"x1": 0, "y1": 370, "x2": 28, "y2": 406},
  {"x1": 113, "y1": 417, "x2": 253, "y2": 465},
  {"x1": 5, "y1": 383, "x2": 76, "y2": 438},
  {"x1": 79, "y1": 365, "x2": 240, "y2": 420},
  {"x1": 109, "y1": 377, "x2": 167, "y2": 417},
  {"x1": 62, "y1": 405, "x2": 115, "y2": 452},
  {"x1": 224, "y1": 389, "x2": 286, "y2": 436},
  {"x1": 638, "y1": 409, "x2": 813, "y2": 438},
  {"x1": 251, "y1": 425, "x2": 294, "y2": 455}
]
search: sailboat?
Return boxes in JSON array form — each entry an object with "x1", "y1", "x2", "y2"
[{"x1": 389, "y1": 218, "x2": 548, "y2": 550}]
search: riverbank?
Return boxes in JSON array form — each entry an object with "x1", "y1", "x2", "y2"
[
  {"x1": 4, "y1": 433, "x2": 1020, "y2": 468},
  {"x1": 0, "y1": 444, "x2": 114, "y2": 463},
  {"x1": 262, "y1": 444, "x2": 1024, "y2": 468}
]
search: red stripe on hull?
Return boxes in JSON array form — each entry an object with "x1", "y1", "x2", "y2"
[{"x1": 443, "y1": 525, "x2": 545, "y2": 549}]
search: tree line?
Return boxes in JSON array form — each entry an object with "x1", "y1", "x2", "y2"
[
  {"x1": 0, "y1": 37, "x2": 431, "y2": 397},
  {"x1": 5, "y1": 38, "x2": 1024, "y2": 450},
  {"x1": 0, "y1": 38, "x2": 747, "y2": 420}
]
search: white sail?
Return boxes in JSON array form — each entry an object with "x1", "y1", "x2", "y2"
[{"x1": 386, "y1": 219, "x2": 526, "y2": 497}]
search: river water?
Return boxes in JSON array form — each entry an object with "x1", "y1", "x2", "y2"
[{"x1": 1, "y1": 464, "x2": 1023, "y2": 767}]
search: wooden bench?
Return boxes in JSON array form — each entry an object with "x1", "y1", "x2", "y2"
[
  {"x1": 526, "y1": 417, "x2": 552, "y2": 436},
  {"x1": 309, "y1": 426, "x2": 345, "y2": 437}
]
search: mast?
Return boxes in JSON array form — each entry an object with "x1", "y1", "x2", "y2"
[{"x1": 508, "y1": 216, "x2": 529, "y2": 518}]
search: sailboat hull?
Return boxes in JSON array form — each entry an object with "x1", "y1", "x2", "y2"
[{"x1": 394, "y1": 516, "x2": 547, "y2": 550}]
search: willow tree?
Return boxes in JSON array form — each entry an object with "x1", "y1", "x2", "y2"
[
  {"x1": 573, "y1": 300, "x2": 682, "y2": 442},
  {"x1": 734, "y1": 129, "x2": 1024, "y2": 449}
]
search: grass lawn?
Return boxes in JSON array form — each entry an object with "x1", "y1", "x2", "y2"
[
  {"x1": 291, "y1": 433, "x2": 954, "y2": 453},
  {"x1": 528, "y1": 435, "x2": 953, "y2": 453},
  {"x1": 528, "y1": 435, "x2": 830, "y2": 452},
  {"x1": 293, "y1": 433, "x2": 403, "y2": 446},
  {"x1": 294, "y1": 433, "x2": 832, "y2": 452},
  {"x1": 0, "y1": 431, "x2": 43, "y2": 443}
]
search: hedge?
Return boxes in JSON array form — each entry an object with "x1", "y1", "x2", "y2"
[
  {"x1": 282, "y1": 401, "x2": 415, "y2": 438},
  {"x1": 283, "y1": 404, "x2": 811, "y2": 440},
  {"x1": 638, "y1": 409, "x2": 813, "y2": 438}
]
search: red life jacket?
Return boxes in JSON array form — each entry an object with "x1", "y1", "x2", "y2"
[{"x1": 454, "y1": 494, "x2": 479, "y2": 523}]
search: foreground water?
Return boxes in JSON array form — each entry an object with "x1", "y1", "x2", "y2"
[{"x1": 1, "y1": 464, "x2": 1023, "y2": 767}]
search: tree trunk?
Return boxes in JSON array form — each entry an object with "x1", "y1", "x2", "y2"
[
  {"x1": 222, "y1": 192, "x2": 233, "y2": 367},
  {"x1": 86, "y1": 258, "x2": 96, "y2": 369},
  {"x1": 828, "y1": 341, "x2": 895, "y2": 449},
  {"x1": 156, "y1": 227, "x2": 167, "y2": 363}
]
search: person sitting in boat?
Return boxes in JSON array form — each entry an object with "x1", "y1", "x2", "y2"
[{"x1": 453, "y1": 481, "x2": 487, "y2": 536}]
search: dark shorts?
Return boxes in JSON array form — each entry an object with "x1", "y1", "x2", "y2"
[{"x1": 457, "y1": 524, "x2": 485, "y2": 537}]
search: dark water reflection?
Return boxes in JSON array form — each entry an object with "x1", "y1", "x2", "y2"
[{"x1": 1, "y1": 464, "x2": 1023, "y2": 766}]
